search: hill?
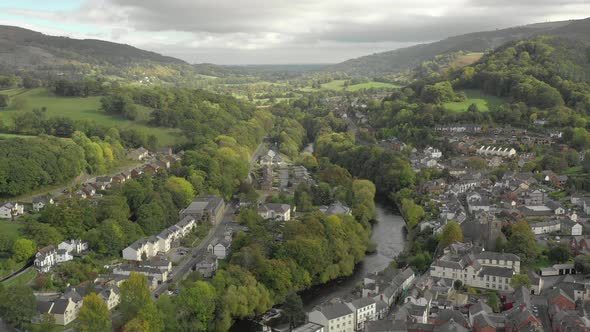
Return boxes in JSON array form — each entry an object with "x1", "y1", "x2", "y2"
[
  {"x1": 325, "y1": 18, "x2": 590, "y2": 78},
  {"x1": 0, "y1": 25, "x2": 185, "y2": 68}
]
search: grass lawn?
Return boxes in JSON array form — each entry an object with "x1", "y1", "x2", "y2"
[
  {"x1": 443, "y1": 89, "x2": 505, "y2": 112},
  {"x1": 300, "y1": 80, "x2": 401, "y2": 92},
  {"x1": 448, "y1": 52, "x2": 484, "y2": 68},
  {"x1": 0, "y1": 222, "x2": 23, "y2": 239},
  {"x1": 0, "y1": 88, "x2": 181, "y2": 146},
  {"x1": 2, "y1": 267, "x2": 37, "y2": 287},
  {"x1": 0, "y1": 133, "x2": 36, "y2": 139}
]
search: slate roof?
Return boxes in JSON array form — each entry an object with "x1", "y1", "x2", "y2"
[
  {"x1": 51, "y1": 298, "x2": 72, "y2": 314},
  {"x1": 476, "y1": 251, "x2": 520, "y2": 262},
  {"x1": 480, "y1": 266, "x2": 514, "y2": 278},
  {"x1": 319, "y1": 303, "x2": 353, "y2": 320},
  {"x1": 435, "y1": 309, "x2": 469, "y2": 326},
  {"x1": 469, "y1": 302, "x2": 492, "y2": 316},
  {"x1": 350, "y1": 297, "x2": 376, "y2": 309},
  {"x1": 259, "y1": 203, "x2": 291, "y2": 214},
  {"x1": 433, "y1": 320, "x2": 468, "y2": 332}
]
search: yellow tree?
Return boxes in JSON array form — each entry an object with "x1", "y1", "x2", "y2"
[{"x1": 78, "y1": 293, "x2": 111, "y2": 332}]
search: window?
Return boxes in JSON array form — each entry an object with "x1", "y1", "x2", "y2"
[{"x1": 493, "y1": 276, "x2": 496, "y2": 282}]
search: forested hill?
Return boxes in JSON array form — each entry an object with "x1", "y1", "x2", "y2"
[
  {"x1": 324, "y1": 18, "x2": 590, "y2": 78},
  {"x1": 0, "y1": 25, "x2": 186, "y2": 68}
]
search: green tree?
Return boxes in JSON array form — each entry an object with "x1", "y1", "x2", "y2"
[
  {"x1": 487, "y1": 292, "x2": 500, "y2": 312},
  {"x1": 548, "y1": 244, "x2": 571, "y2": 263},
  {"x1": 78, "y1": 293, "x2": 111, "y2": 332},
  {"x1": 400, "y1": 198, "x2": 425, "y2": 229},
  {"x1": 507, "y1": 220, "x2": 538, "y2": 261},
  {"x1": 510, "y1": 274, "x2": 532, "y2": 289},
  {"x1": 39, "y1": 313, "x2": 57, "y2": 332},
  {"x1": 166, "y1": 176, "x2": 195, "y2": 208},
  {"x1": 21, "y1": 222, "x2": 63, "y2": 247},
  {"x1": 0, "y1": 285, "x2": 36, "y2": 329},
  {"x1": 120, "y1": 272, "x2": 152, "y2": 323},
  {"x1": 0, "y1": 94, "x2": 8, "y2": 108},
  {"x1": 282, "y1": 293, "x2": 305, "y2": 329},
  {"x1": 12, "y1": 238, "x2": 35, "y2": 262},
  {"x1": 440, "y1": 221, "x2": 463, "y2": 247},
  {"x1": 177, "y1": 281, "x2": 217, "y2": 330}
]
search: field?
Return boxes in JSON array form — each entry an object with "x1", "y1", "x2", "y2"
[
  {"x1": 448, "y1": 52, "x2": 484, "y2": 68},
  {"x1": 300, "y1": 80, "x2": 400, "y2": 92},
  {"x1": 0, "y1": 133, "x2": 35, "y2": 139},
  {"x1": 443, "y1": 89, "x2": 505, "y2": 112},
  {"x1": 0, "y1": 88, "x2": 181, "y2": 146},
  {"x1": 0, "y1": 222, "x2": 23, "y2": 239},
  {"x1": 2, "y1": 268, "x2": 37, "y2": 287}
]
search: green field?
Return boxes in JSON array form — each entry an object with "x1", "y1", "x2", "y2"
[
  {"x1": 2, "y1": 268, "x2": 37, "y2": 287},
  {"x1": 301, "y1": 80, "x2": 400, "y2": 92},
  {"x1": 443, "y1": 89, "x2": 505, "y2": 112},
  {"x1": 0, "y1": 88, "x2": 181, "y2": 146},
  {"x1": 0, "y1": 222, "x2": 23, "y2": 239},
  {"x1": 0, "y1": 133, "x2": 35, "y2": 139}
]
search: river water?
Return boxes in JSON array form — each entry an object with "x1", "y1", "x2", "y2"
[{"x1": 300, "y1": 199, "x2": 407, "y2": 310}]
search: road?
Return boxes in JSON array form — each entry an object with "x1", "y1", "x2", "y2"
[{"x1": 152, "y1": 204, "x2": 237, "y2": 297}]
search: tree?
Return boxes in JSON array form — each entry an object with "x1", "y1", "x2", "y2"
[
  {"x1": 510, "y1": 274, "x2": 532, "y2": 289},
  {"x1": 282, "y1": 293, "x2": 305, "y2": 329},
  {"x1": 0, "y1": 94, "x2": 8, "y2": 109},
  {"x1": 78, "y1": 293, "x2": 111, "y2": 332},
  {"x1": 440, "y1": 221, "x2": 463, "y2": 247},
  {"x1": 548, "y1": 244, "x2": 571, "y2": 263},
  {"x1": 166, "y1": 176, "x2": 195, "y2": 208},
  {"x1": 453, "y1": 280, "x2": 463, "y2": 290},
  {"x1": 12, "y1": 238, "x2": 35, "y2": 262},
  {"x1": 120, "y1": 272, "x2": 152, "y2": 323},
  {"x1": 506, "y1": 220, "x2": 538, "y2": 261},
  {"x1": 0, "y1": 285, "x2": 36, "y2": 329},
  {"x1": 400, "y1": 198, "x2": 425, "y2": 229},
  {"x1": 487, "y1": 292, "x2": 500, "y2": 312},
  {"x1": 177, "y1": 281, "x2": 217, "y2": 330},
  {"x1": 39, "y1": 313, "x2": 57, "y2": 332}
]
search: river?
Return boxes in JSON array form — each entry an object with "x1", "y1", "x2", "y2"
[{"x1": 300, "y1": 199, "x2": 407, "y2": 310}]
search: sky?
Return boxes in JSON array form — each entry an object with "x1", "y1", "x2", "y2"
[{"x1": 0, "y1": 0, "x2": 589, "y2": 65}]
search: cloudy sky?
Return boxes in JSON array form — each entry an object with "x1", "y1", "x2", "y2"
[{"x1": 0, "y1": 0, "x2": 589, "y2": 64}]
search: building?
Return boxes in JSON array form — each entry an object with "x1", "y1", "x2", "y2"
[
  {"x1": 122, "y1": 237, "x2": 159, "y2": 261},
  {"x1": 561, "y1": 219, "x2": 582, "y2": 236},
  {"x1": 292, "y1": 322, "x2": 325, "y2": 332},
  {"x1": 530, "y1": 219, "x2": 561, "y2": 235},
  {"x1": 346, "y1": 297, "x2": 376, "y2": 330},
  {"x1": 308, "y1": 303, "x2": 355, "y2": 332},
  {"x1": 258, "y1": 203, "x2": 292, "y2": 221},
  {"x1": 58, "y1": 239, "x2": 89, "y2": 255},
  {"x1": 32, "y1": 196, "x2": 54, "y2": 212},
  {"x1": 126, "y1": 147, "x2": 149, "y2": 160},
  {"x1": 180, "y1": 195, "x2": 225, "y2": 224},
  {"x1": 113, "y1": 265, "x2": 169, "y2": 283},
  {"x1": 35, "y1": 288, "x2": 84, "y2": 326},
  {"x1": 207, "y1": 240, "x2": 231, "y2": 260},
  {"x1": 195, "y1": 255, "x2": 218, "y2": 278},
  {"x1": 363, "y1": 267, "x2": 415, "y2": 306},
  {"x1": 34, "y1": 246, "x2": 58, "y2": 273},
  {"x1": 0, "y1": 202, "x2": 24, "y2": 219},
  {"x1": 98, "y1": 285, "x2": 120, "y2": 310},
  {"x1": 430, "y1": 244, "x2": 520, "y2": 292}
]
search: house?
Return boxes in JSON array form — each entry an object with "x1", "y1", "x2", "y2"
[
  {"x1": 547, "y1": 288, "x2": 576, "y2": 311},
  {"x1": 561, "y1": 219, "x2": 582, "y2": 236},
  {"x1": 180, "y1": 195, "x2": 226, "y2": 224},
  {"x1": 35, "y1": 288, "x2": 84, "y2": 326},
  {"x1": 546, "y1": 201, "x2": 565, "y2": 215},
  {"x1": 466, "y1": 191, "x2": 491, "y2": 213},
  {"x1": 81, "y1": 184, "x2": 96, "y2": 197},
  {"x1": 98, "y1": 285, "x2": 120, "y2": 310},
  {"x1": 126, "y1": 147, "x2": 149, "y2": 160},
  {"x1": 308, "y1": 303, "x2": 355, "y2": 332},
  {"x1": 293, "y1": 322, "x2": 325, "y2": 332},
  {"x1": 56, "y1": 249, "x2": 73, "y2": 263},
  {"x1": 530, "y1": 219, "x2": 561, "y2": 235},
  {"x1": 130, "y1": 168, "x2": 143, "y2": 178},
  {"x1": 523, "y1": 190, "x2": 546, "y2": 206},
  {"x1": 539, "y1": 264, "x2": 576, "y2": 277},
  {"x1": 32, "y1": 196, "x2": 54, "y2": 212},
  {"x1": 34, "y1": 246, "x2": 58, "y2": 273},
  {"x1": 468, "y1": 302, "x2": 492, "y2": 327},
  {"x1": 157, "y1": 146, "x2": 173, "y2": 156},
  {"x1": 319, "y1": 201, "x2": 352, "y2": 216},
  {"x1": 430, "y1": 244, "x2": 520, "y2": 292},
  {"x1": 208, "y1": 240, "x2": 231, "y2": 260},
  {"x1": 113, "y1": 264, "x2": 168, "y2": 283},
  {"x1": 195, "y1": 255, "x2": 218, "y2": 278},
  {"x1": 504, "y1": 305, "x2": 541, "y2": 331},
  {"x1": 122, "y1": 237, "x2": 159, "y2": 261},
  {"x1": 258, "y1": 203, "x2": 292, "y2": 221},
  {"x1": 58, "y1": 239, "x2": 89, "y2": 255},
  {"x1": 112, "y1": 174, "x2": 126, "y2": 184},
  {"x1": 363, "y1": 267, "x2": 415, "y2": 306},
  {"x1": 346, "y1": 297, "x2": 376, "y2": 330},
  {"x1": 0, "y1": 202, "x2": 24, "y2": 219},
  {"x1": 570, "y1": 236, "x2": 590, "y2": 254}
]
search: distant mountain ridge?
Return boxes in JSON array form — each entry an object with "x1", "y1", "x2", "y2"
[
  {"x1": 0, "y1": 25, "x2": 186, "y2": 68},
  {"x1": 325, "y1": 18, "x2": 590, "y2": 77}
]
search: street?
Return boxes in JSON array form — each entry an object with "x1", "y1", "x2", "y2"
[{"x1": 152, "y1": 204, "x2": 237, "y2": 297}]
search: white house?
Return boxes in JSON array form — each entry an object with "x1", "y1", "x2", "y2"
[
  {"x1": 58, "y1": 239, "x2": 89, "y2": 255},
  {"x1": 562, "y1": 219, "x2": 583, "y2": 236},
  {"x1": 346, "y1": 298, "x2": 376, "y2": 331},
  {"x1": 0, "y1": 202, "x2": 24, "y2": 219},
  {"x1": 530, "y1": 219, "x2": 561, "y2": 235},
  {"x1": 208, "y1": 240, "x2": 231, "y2": 260},
  {"x1": 32, "y1": 196, "x2": 54, "y2": 212},
  {"x1": 309, "y1": 303, "x2": 355, "y2": 332},
  {"x1": 122, "y1": 237, "x2": 159, "y2": 261},
  {"x1": 98, "y1": 285, "x2": 120, "y2": 310},
  {"x1": 258, "y1": 203, "x2": 292, "y2": 221},
  {"x1": 34, "y1": 246, "x2": 58, "y2": 273},
  {"x1": 56, "y1": 249, "x2": 73, "y2": 263}
]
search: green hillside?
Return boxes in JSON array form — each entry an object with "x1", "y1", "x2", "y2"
[{"x1": 0, "y1": 88, "x2": 181, "y2": 146}]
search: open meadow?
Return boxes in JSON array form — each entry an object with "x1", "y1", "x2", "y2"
[{"x1": 443, "y1": 89, "x2": 505, "y2": 112}]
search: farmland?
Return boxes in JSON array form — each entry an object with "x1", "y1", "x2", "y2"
[
  {"x1": 443, "y1": 89, "x2": 505, "y2": 112},
  {"x1": 0, "y1": 88, "x2": 181, "y2": 146},
  {"x1": 301, "y1": 79, "x2": 400, "y2": 92}
]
